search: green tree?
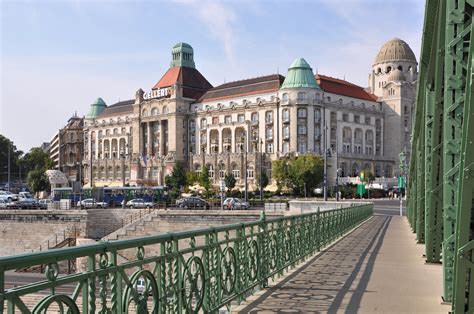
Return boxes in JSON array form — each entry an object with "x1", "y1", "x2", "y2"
[
  {"x1": 199, "y1": 165, "x2": 212, "y2": 196},
  {"x1": 19, "y1": 147, "x2": 52, "y2": 193},
  {"x1": 224, "y1": 172, "x2": 236, "y2": 192},
  {"x1": 0, "y1": 135, "x2": 23, "y2": 182},
  {"x1": 165, "y1": 161, "x2": 187, "y2": 198},
  {"x1": 256, "y1": 170, "x2": 269, "y2": 190},
  {"x1": 272, "y1": 157, "x2": 291, "y2": 191},
  {"x1": 272, "y1": 154, "x2": 324, "y2": 196},
  {"x1": 27, "y1": 169, "x2": 50, "y2": 193},
  {"x1": 186, "y1": 171, "x2": 200, "y2": 186}
]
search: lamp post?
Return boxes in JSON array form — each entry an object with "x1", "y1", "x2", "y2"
[
  {"x1": 323, "y1": 109, "x2": 328, "y2": 201},
  {"x1": 398, "y1": 151, "x2": 407, "y2": 216},
  {"x1": 7, "y1": 142, "x2": 10, "y2": 192},
  {"x1": 259, "y1": 138, "x2": 264, "y2": 201},
  {"x1": 336, "y1": 168, "x2": 342, "y2": 201}
]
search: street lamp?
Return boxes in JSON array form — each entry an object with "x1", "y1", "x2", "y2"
[
  {"x1": 336, "y1": 168, "x2": 342, "y2": 201},
  {"x1": 259, "y1": 138, "x2": 264, "y2": 201}
]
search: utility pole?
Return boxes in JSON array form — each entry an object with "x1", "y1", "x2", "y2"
[
  {"x1": 260, "y1": 138, "x2": 263, "y2": 201},
  {"x1": 7, "y1": 142, "x2": 10, "y2": 192}
]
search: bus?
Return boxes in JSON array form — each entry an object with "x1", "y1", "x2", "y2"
[{"x1": 52, "y1": 186, "x2": 167, "y2": 207}]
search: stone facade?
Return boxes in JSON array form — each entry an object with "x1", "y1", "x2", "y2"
[{"x1": 80, "y1": 38, "x2": 417, "y2": 189}]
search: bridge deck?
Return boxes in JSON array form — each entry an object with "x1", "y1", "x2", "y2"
[{"x1": 234, "y1": 212, "x2": 450, "y2": 313}]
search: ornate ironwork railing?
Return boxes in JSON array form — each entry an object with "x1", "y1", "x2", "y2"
[{"x1": 0, "y1": 203, "x2": 372, "y2": 313}]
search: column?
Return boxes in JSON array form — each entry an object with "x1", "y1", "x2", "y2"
[{"x1": 147, "y1": 122, "x2": 152, "y2": 156}]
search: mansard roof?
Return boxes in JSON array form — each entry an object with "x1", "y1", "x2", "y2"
[
  {"x1": 316, "y1": 75, "x2": 378, "y2": 102},
  {"x1": 98, "y1": 99, "x2": 134, "y2": 117},
  {"x1": 152, "y1": 66, "x2": 213, "y2": 100},
  {"x1": 198, "y1": 74, "x2": 285, "y2": 102}
]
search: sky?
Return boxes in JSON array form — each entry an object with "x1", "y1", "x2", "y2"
[{"x1": 0, "y1": 0, "x2": 424, "y2": 153}]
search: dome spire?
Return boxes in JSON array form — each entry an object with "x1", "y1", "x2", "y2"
[
  {"x1": 86, "y1": 97, "x2": 107, "y2": 119},
  {"x1": 281, "y1": 58, "x2": 320, "y2": 89},
  {"x1": 170, "y1": 42, "x2": 195, "y2": 68}
]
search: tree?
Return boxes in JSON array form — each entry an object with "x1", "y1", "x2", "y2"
[
  {"x1": 186, "y1": 171, "x2": 200, "y2": 186},
  {"x1": 27, "y1": 169, "x2": 50, "y2": 193},
  {"x1": 224, "y1": 172, "x2": 236, "y2": 192},
  {"x1": 272, "y1": 154, "x2": 324, "y2": 196},
  {"x1": 19, "y1": 147, "x2": 52, "y2": 193},
  {"x1": 256, "y1": 170, "x2": 269, "y2": 191},
  {"x1": 199, "y1": 165, "x2": 212, "y2": 196},
  {"x1": 272, "y1": 157, "x2": 291, "y2": 191},
  {"x1": 165, "y1": 161, "x2": 187, "y2": 198},
  {"x1": 0, "y1": 135, "x2": 23, "y2": 182}
]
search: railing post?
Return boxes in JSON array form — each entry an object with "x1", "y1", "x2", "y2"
[{"x1": 259, "y1": 211, "x2": 268, "y2": 288}]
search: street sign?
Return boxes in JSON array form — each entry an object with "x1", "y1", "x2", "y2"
[
  {"x1": 398, "y1": 176, "x2": 405, "y2": 189},
  {"x1": 219, "y1": 180, "x2": 225, "y2": 192}
]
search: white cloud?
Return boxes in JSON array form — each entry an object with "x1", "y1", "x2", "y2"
[{"x1": 179, "y1": 0, "x2": 238, "y2": 65}]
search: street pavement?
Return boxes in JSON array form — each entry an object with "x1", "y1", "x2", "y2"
[{"x1": 234, "y1": 200, "x2": 449, "y2": 313}]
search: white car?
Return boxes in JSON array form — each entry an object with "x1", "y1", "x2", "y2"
[
  {"x1": 0, "y1": 191, "x2": 18, "y2": 202},
  {"x1": 77, "y1": 198, "x2": 108, "y2": 209},
  {"x1": 223, "y1": 198, "x2": 250, "y2": 210},
  {"x1": 126, "y1": 198, "x2": 154, "y2": 209},
  {"x1": 0, "y1": 199, "x2": 8, "y2": 208}
]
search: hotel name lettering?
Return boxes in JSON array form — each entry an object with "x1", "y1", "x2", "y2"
[{"x1": 143, "y1": 87, "x2": 171, "y2": 100}]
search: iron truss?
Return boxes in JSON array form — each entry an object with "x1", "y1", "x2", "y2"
[{"x1": 408, "y1": 0, "x2": 473, "y2": 312}]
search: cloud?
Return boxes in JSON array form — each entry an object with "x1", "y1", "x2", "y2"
[{"x1": 179, "y1": 0, "x2": 238, "y2": 65}]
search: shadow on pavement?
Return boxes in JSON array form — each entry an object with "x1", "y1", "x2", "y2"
[{"x1": 238, "y1": 215, "x2": 391, "y2": 313}]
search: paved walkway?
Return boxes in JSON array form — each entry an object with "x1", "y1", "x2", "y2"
[{"x1": 234, "y1": 215, "x2": 450, "y2": 313}]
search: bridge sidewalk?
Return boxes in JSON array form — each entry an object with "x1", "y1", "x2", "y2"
[{"x1": 234, "y1": 215, "x2": 450, "y2": 313}]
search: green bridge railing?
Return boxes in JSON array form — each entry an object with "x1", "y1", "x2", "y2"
[{"x1": 0, "y1": 204, "x2": 372, "y2": 313}]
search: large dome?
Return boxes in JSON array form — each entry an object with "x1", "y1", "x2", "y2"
[{"x1": 374, "y1": 38, "x2": 417, "y2": 64}]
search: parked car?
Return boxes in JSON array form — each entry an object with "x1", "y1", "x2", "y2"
[
  {"x1": 0, "y1": 191, "x2": 18, "y2": 202},
  {"x1": 77, "y1": 198, "x2": 108, "y2": 208},
  {"x1": 0, "y1": 199, "x2": 8, "y2": 208},
  {"x1": 38, "y1": 199, "x2": 54, "y2": 209},
  {"x1": 223, "y1": 198, "x2": 249, "y2": 210},
  {"x1": 125, "y1": 198, "x2": 154, "y2": 209},
  {"x1": 176, "y1": 197, "x2": 210, "y2": 209}
]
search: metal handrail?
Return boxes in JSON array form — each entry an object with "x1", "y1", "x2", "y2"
[{"x1": 0, "y1": 203, "x2": 373, "y2": 313}]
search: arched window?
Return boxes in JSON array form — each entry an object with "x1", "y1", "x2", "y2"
[
  {"x1": 397, "y1": 65, "x2": 403, "y2": 71},
  {"x1": 282, "y1": 93, "x2": 289, "y2": 103},
  {"x1": 151, "y1": 107, "x2": 158, "y2": 115},
  {"x1": 162, "y1": 106, "x2": 168, "y2": 114},
  {"x1": 377, "y1": 67, "x2": 382, "y2": 74},
  {"x1": 142, "y1": 109, "x2": 148, "y2": 117},
  {"x1": 208, "y1": 165, "x2": 214, "y2": 178},
  {"x1": 386, "y1": 66, "x2": 392, "y2": 73}
]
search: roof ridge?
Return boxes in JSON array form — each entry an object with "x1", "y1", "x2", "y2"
[{"x1": 211, "y1": 74, "x2": 283, "y2": 91}]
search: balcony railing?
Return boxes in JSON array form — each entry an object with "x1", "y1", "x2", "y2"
[{"x1": 0, "y1": 204, "x2": 372, "y2": 313}]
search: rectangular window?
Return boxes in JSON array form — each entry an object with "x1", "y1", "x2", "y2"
[
  {"x1": 265, "y1": 111, "x2": 273, "y2": 123},
  {"x1": 225, "y1": 115, "x2": 232, "y2": 124},
  {"x1": 266, "y1": 128, "x2": 273, "y2": 139},
  {"x1": 297, "y1": 108, "x2": 307, "y2": 118},
  {"x1": 266, "y1": 143, "x2": 273, "y2": 153},
  {"x1": 298, "y1": 142, "x2": 306, "y2": 153},
  {"x1": 283, "y1": 142, "x2": 289, "y2": 153},
  {"x1": 365, "y1": 116, "x2": 371, "y2": 125},
  {"x1": 238, "y1": 114, "x2": 245, "y2": 122},
  {"x1": 342, "y1": 113, "x2": 349, "y2": 122},
  {"x1": 298, "y1": 125, "x2": 307, "y2": 135},
  {"x1": 212, "y1": 117, "x2": 219, "y2": 124},
  {"x1": 354, "y1": 115, "x2": 360, "y2": 124},
  {"x1": 247, "y1": 168, "x2": 254, "y2": 178},
  {"x1": 233, "y1": 169, "x2": 240, "y2": 179},
  {"x1": 283, "y1": 126, "x2": 290, "y2": 138}
]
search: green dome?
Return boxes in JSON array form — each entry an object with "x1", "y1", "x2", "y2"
[
  {"x1": 171, "y1": 42, "x2": 195, "y2": 68},
  {"x1": 281, "y1": 58, "x2": 320, "y2": 89},
  {"x1": 173, "y1": 42, "x2": 193, "y2": 50},
  {"x1": 86, "y1": 97, "x2": 107, "y2": 119}
]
